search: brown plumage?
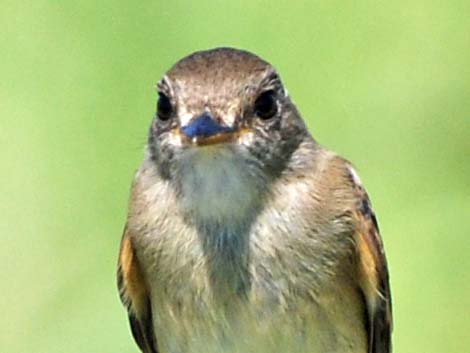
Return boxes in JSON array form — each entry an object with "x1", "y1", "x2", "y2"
[{"x1": 117, "y1": 48, "x2": 392, "y2": 353}]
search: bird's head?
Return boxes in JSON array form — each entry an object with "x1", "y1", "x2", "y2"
[{"x1": 147, "y1": 48, "x2": 312, "y2": 222}]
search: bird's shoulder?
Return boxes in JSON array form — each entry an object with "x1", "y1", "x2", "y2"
[{"x1": 291, "y1": 147, "x2": 362, "y2": 213}]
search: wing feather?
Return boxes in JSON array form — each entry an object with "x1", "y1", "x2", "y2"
[
  {"x1": 117, "y1": 226, "x2": 158, "y2": 353},
  {"x1": 348, "y1": 168, "x2": 393, "y2": 353}
]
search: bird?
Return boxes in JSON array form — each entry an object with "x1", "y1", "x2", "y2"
[{"x1": 117, "y1": 47, "x2": 392, "y2": 353}]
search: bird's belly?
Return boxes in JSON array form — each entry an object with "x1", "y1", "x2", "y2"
[{"x1": 152, "y1": 289, "x2": 367, "y2": 353}]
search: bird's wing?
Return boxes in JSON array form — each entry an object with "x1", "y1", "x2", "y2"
[
  {"x1": 117, "y1": 226, "x2": 159, "y2": 353},
  {"x1": 348, "y1": 167, "x2": 393, "y2": 353}
]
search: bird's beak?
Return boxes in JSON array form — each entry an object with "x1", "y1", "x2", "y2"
[{"x1": 180, "y1": 113, "x2": 238, "y2": 146}]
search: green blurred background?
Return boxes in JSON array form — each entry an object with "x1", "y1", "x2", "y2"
[{"x1": 1, "y1": 1, "x2": 469, "y2": 352}]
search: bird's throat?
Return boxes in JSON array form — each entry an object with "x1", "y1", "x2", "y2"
[{"x1": 177, "y1": 147, "x2": 261, "y2": 225}]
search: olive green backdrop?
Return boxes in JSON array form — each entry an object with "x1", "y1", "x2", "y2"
[{"x1": 1, "y1": 1, "x2": 469, "y2": 352}]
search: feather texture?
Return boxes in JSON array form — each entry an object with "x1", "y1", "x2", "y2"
[
  {"x1": 117, "y1": 227, "x2": 158, "y2": 353},
  {"x1": 348, "y1": 167, "x2": 393, "y2": 353}
]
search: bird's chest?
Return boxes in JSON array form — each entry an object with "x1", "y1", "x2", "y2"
[
  {"x1": 137, "y1": 223, "x2": 365, "y2": 353},
  {"x1": 149, "y1": 273, "x2": 365, "y2": 353},
  {"x1": 130, "y1": 162, "x2": 365, "y2": 352},
  {"x1": 151, "y1": 295, "x2": 340, "y2": 353}
]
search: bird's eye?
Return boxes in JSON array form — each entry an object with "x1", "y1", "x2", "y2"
[
  {"x1": 254, "y1": 90, "x2": 277, "y2": 120},
  {"x1": 157, "y1": 93, "x2": 173, "y2": 121}
]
